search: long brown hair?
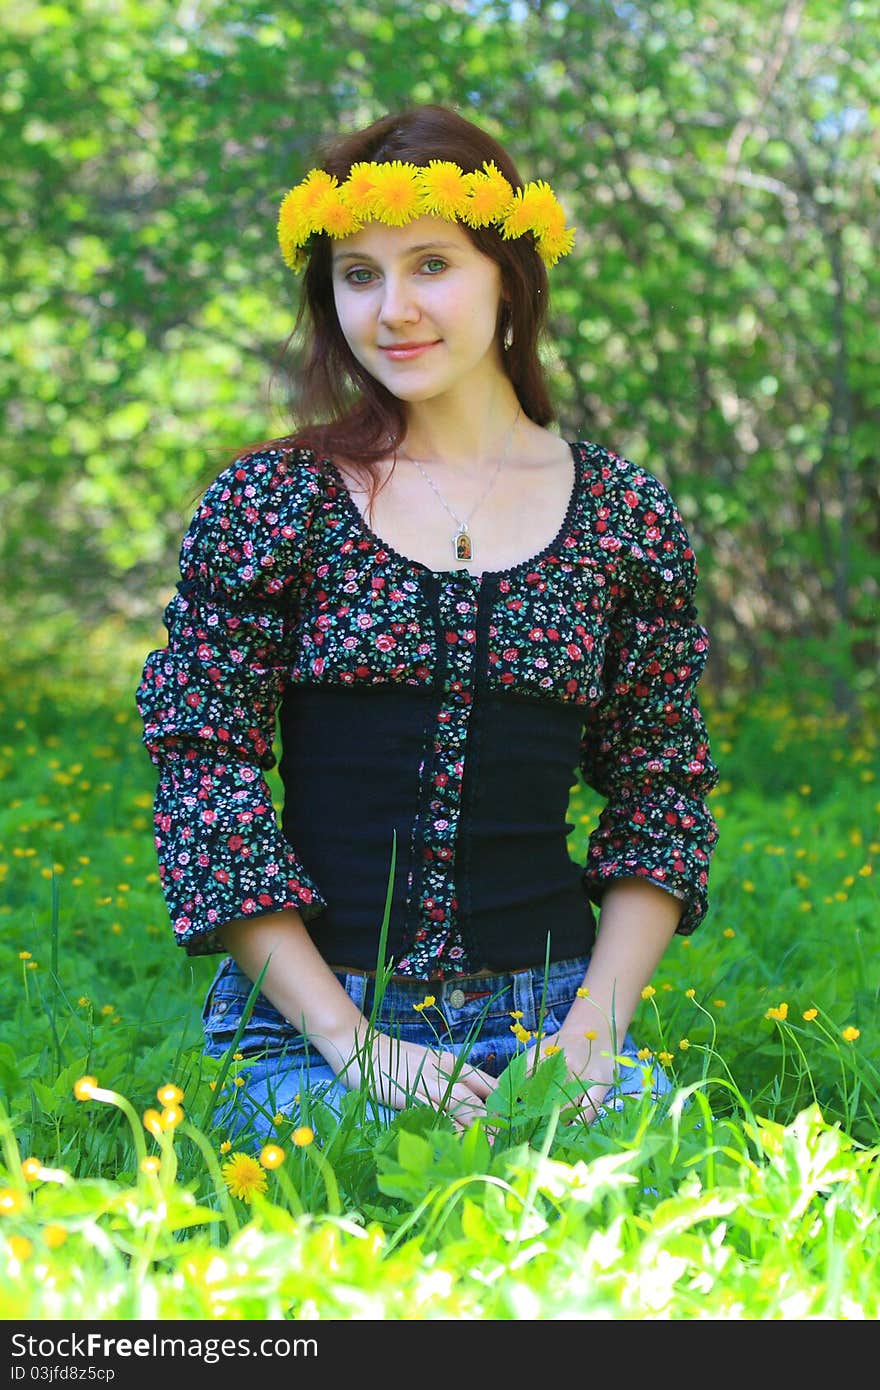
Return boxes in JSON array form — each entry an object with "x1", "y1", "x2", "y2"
[{"x1": 267, "y1": 106, "x2": 558, "y2": 496}]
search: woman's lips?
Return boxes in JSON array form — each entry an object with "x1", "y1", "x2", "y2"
[{"x1": 378, "y1": 341, "x2": 439, "y2": 360}]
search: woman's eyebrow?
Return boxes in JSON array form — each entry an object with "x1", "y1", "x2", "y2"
[{"x1": 332, "y1": 241, "x2": 459, "y2": 264}]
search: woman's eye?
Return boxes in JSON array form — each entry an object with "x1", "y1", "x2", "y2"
[
  {"x1": 422, "y1": 258, "x2": 446, "y2": 274},
  {"x1": 345, "y1": 267, "x2": 375, "y2": 285}
]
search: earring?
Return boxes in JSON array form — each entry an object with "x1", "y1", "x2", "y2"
[{"x1": 503, "y1": 318, "x2": 514, "y2": 351}]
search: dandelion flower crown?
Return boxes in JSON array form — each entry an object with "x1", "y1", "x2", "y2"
[{"x1": 277, "y1": 158, "x2": 576, "y2": 273}]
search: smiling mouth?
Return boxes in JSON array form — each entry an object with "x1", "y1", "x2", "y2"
[{"x1": 378, "y1": 341, "x2": 439, "y2": 358}]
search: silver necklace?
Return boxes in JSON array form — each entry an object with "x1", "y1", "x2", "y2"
[{"x1": 399, "y1": 407, "x2": 521, "y2": 564}]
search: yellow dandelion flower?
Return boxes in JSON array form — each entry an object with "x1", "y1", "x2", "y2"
[
  {"x1": 417, "y1": 160, "x2": 471, "y2": 219},
  {"x1": 313, "y1": 187, "x2": 362, "y2": 238},
  {"x1": 536, "y1": 224, "x2": 577, "y2": 267},
  {"x1": 841, "y1": 1026, "x2": 860, "y2": 1042},
  {"x1": 142, "y1": 1108, "x2": 163, "y2": 1138},
  {"x1": 342, "y1": 161, "x2": 381, "y2": 210},
  {"x1": 461, "y1": 161, "x2": 514, "y2": 226},
  {"x1": 0, "y1": 1189, "x2": 26, "y2": 1215},
  {"x1": 765, "y1": 1003, "x2": 789, "y2": 1022},
  {"x1": 7, "y1": 1235, "x2": 32, "y2": 1262},
  {"x1": 221, "y1": 1152, "x2": 268, "y2": 1203},
  {"x1": 368, "y1": 161, "x2": 423, "y2": 225},
  {"x1": 802, "y1": 1008, "x2": 818, "y2": 1021},
  {"x1": 259, "y1": 1144, "x2": 285, "y2": 1169},
  {"x1": 640, "y1": 985, "x2": 656, "y2": 1000},
  {"x1": 156, "y1": 1083, "x2": 184, "y2": 1107},
  {"x1": 43, "y1": 1224, "x2": 67, "y2": 1249},
  {"x1": 220, "y1": 1140, "x2": 232, "y2": 1154},
  {"x1": 292, "y1": 1126, "x2": 315, "y2": 1148},
  {"x1": 73, "y1": 1075, "x2": 98, "y2": 1101}
]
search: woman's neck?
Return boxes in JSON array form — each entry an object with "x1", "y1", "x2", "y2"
[{"x1": 401, "y1": 379, "x2": 522, "y2": 472}]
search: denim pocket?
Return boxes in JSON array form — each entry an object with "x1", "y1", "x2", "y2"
[{"x1": 201, "y1": 957, "x2": 303, "y2": 1057}]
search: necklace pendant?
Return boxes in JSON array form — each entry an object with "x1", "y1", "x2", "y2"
[{"x1": 453, "y1": 526, "x2": 473, "y2": 562}]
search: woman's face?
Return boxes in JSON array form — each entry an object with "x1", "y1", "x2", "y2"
[{"x1": 330, "y1": 216, "x2": 507, "y2": 407}]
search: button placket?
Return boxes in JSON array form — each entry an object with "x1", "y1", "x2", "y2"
[{"x1": 411, "y1": 576, "x2": 479, "y2": 969}]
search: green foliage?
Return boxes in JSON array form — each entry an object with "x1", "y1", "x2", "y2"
[
  {"x1": 0, "y1": 631, "x2": 878, "y2": 1316},
  {"x1": 2, "y1": 0, "x2": 878, "y2": 702}
]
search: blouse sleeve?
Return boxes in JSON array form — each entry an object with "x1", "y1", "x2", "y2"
[
  {"x1": 579, "y1": 462, "x2": 719, "y2": 934},
  {"x1": 135, "y1": 446, "x2": 328, "y2": 955}
]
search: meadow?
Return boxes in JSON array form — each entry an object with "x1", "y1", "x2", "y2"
[{"x1": 0, "y1": 623, "x2": 877, "y2": 1321}]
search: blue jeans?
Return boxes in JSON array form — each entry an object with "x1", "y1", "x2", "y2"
[{"x1": 201, "y1": 954, "x2": 672, "y2": 1143}]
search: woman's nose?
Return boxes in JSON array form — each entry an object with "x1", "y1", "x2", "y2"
[{"x1": 379, "y1": 274, "x2": 419, "y2": 325}]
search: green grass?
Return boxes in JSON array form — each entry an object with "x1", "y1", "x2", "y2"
[{"x1": 1, "y1": 624, "x2": 877, "y2": 1319}]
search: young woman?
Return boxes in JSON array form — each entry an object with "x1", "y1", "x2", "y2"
[{"x1": 136, "y1": 104, "x2": 719, "y2": 1142}]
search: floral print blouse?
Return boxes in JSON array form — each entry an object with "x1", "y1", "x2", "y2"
[{"x1": 136, "y1": 439, "x2": 719, "y2": 977}]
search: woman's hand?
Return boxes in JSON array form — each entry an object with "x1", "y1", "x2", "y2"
[
  {"x1": 337, "y1": 1032, "x2": 497, "y2": 1130},
  {"x1": 529, "y1": 1028, "x2": 616, "y2": 1124}
]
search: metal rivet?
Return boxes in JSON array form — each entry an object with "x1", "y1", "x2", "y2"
[{"x1": 448, "y1": 988, "x2": 466, "y2": 1009}]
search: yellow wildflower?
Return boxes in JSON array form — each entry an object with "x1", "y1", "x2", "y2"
[
  {"x1": 369, "y1": 161, "x2": 423, "y2": 225},
  {"x1": 841, "y1": 1026, "x2": 860, "y2": 1042},
  {"x1": 678, "y1": 1038, "x2": 690, "y2": 1051},
  {"x1": 259, "y1": 1145, "x2": 285, "y2": 1169},
  {"x1": 221, "y1": 1152, "x2": 268, "y2": 1203},
  {"x1": 43, "y1": 1225, "x2": 67, "y2": 1249},
  {"x1": 461, "y1": 162, "x2": 514, "y2": 226},
  {"x1": 802, "y1": 1008, "x2": 818, "y2": 1022},
  {"x1": 658, "y1": 1051, "x2": 674, "y2": 1066},
  {"x1": 543, "y1": 1043, "x2": 561, "y2": 1056},
  {"x1": 140, "y1": 1157, "x2": 161, "y2": 1175},
  {"x1": 220, "y1": 1140, "x2": 232, "y2": 1154},
  {"x1": 73, "y1": 1075, "x2": 98, "y2": 1101},
  {"x1": 640, "y1": 986, "x2": 656, "y2": 1000},
  {"x1": 156, "y1": 1083, "x2": 184, "y2": 1107},
  {"x1": 417, "y1": 160, "x2": 471, "y2": 218},
  {"x1": 142, "y1": 1108, "x2": 164, "y2": 1138},
  {"x1": 765, "y1": 1003, "x2": 789, "y2": 1022},
  {"x1": 7, "y1": 1235, "x2": 32, "y2": 1262},
  {"x1": 0, "y1": 1189, "x2": 26, "y2": 1215},
  {"x1": 292, "y1": 1126, "x2": 315, "y2": 1148},
  {"x1": 313, "y1": 186, "x2": 361, "y2": 238}
]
